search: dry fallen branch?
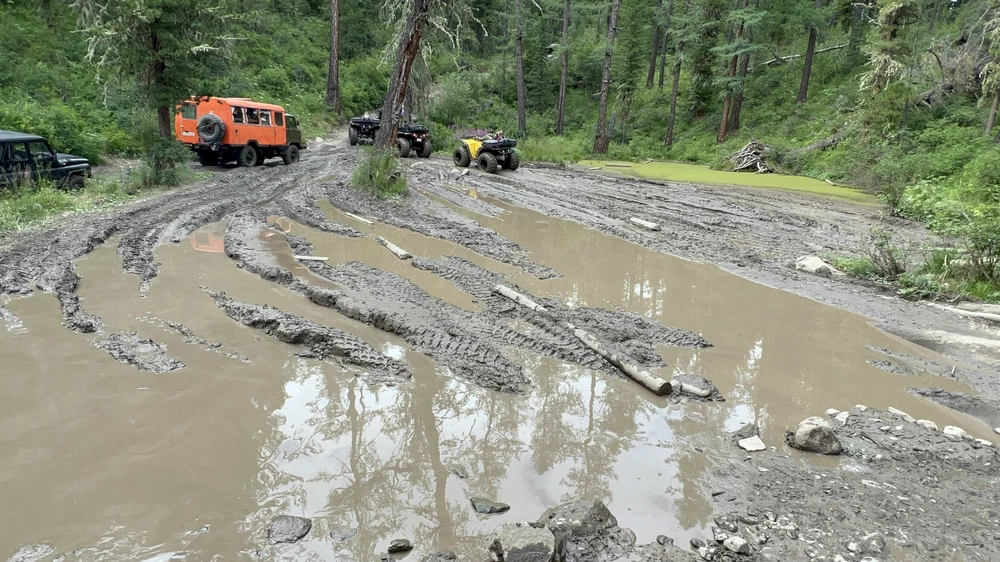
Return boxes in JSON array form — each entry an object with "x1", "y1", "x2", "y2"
[
  {"x1": 755, "y1": 43, "x2": 847, "y2": 69},
  {"x1": 731, "y1": 142, "x2": 773, "y2": 174}
]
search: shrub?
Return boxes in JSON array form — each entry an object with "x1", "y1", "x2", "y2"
[{"x1": 351, "y1": 148, "x2": 407, "y2": 198}]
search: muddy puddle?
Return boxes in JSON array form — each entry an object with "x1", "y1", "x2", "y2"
[
  {"x1": 580, "y1": 160, "x2": 872, "y2": 203},
  {"x1": 0, "y1": 198, "x2": 994, "y2": 561}
]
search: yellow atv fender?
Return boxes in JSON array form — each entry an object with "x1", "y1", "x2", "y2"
[{"x1": 462, "y1": 138, "x2": 483, "y2": 159}]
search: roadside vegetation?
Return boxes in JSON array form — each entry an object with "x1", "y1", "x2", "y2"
[
  {"x1": 350, "y1": 148, "x2": 408, "y2": 199},
  {"x1": 2, "y1": 0, "x2": 1000, "y2": 300}
]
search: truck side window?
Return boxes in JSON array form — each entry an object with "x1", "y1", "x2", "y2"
[
  {"x1": 260, "y1": 110, "x2": 271, "y2": 126},
  {"x1": 28, "y1": 141, "x2": 53, "y2": 165},
  {"x1": 232, "y1": 106, "x2": 245, "y2": 124},
  {"x1": 7, "y1": 142, "x2": 28, "y2": 163},
  {"x1": 247, "y1": 108, "x2": 260, "y2": 125},
  {"x1": 287, "y1": 116, "x2": 297, "y2": 129},
  {"x1": 275, "y1": 112, "x2": 284, "y2": 126},
  {"x1": 181, "y1": 103, "x2": 197, "y2": 119}
]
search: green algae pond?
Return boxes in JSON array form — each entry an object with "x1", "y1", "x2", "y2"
[{"x1": 580, "y1": 160, "x2": 873, "y2": 203}]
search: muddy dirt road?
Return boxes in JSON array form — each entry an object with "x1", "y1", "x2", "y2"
[{"x1": 1, "y1": 135, "x2": 999, "y2": 562}]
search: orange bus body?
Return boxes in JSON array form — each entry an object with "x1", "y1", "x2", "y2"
[{"x1": 175, "y1": 96, "x2": 288, "y2": 148}]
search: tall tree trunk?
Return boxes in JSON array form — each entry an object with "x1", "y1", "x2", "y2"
[
  {"x1": 929, "y1": 0, "x2": 944, "y2": 33},
  {"x1": 797, "y1": 0, "x2": 822, "y2": 103},
  {"x1": 326, "y1": 0, "x2": 341, "y2": 113},
  {"x1": 151, "y1": 30, "x2": 170, "y2": 139},
  {"x1": 594, "y1": 0, "x2": 622, "y2": 154},
  {"x1": 374, "y1": 0, "x2": 431, "y2": 149},
  {"x1": 718, "y1": 11, "x2": 743, "y2": 144},
  {"x1": 658, "y1": 0, "x2": 674, "y2": 88},
  {"x1": 556, "y1": 0, "x2": 571, "y2": 134},
  {"x1": 729, "y1": 0, "x2": 758, "y2": 133},
  {"x1": 666, "y1": 57, "x2": 682, "y2": 147},
  {"x1": 646, "y1": 23, "x2": 661, "y2": 88},
  {"x1": 987, "y1": 91, "x2": 1000, "y2": 136},
  {"x1": 515, "y1": 0, "x2": 527, "y2": 137},
  {"x1": 848, "y1": 1, "x2": 863, "y2": 61}
]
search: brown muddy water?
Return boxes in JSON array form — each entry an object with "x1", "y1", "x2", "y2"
[{"x1": 0, "y1": 198, "x2": 994, "y2": 561}]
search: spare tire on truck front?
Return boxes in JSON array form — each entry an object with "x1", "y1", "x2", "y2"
[{"x1": 197, "y1": 114, "x2": 225, "y2": 147}]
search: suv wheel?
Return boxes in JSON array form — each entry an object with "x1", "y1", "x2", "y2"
[
  {"x1": 397, "y1": 138, "x2": 411, "y2": 158},
  {"x1": 238, "y1": 145, "x2": 258, "y2": 167},
  {"x1": 67, "y1": 175, "x2": 85, "y2": 191},
  {"x1": 282, "y1": 145, "x2": 300, "y2": 165}
]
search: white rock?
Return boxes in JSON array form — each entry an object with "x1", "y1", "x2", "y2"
[
  {"x1": 795, "y1": 255, "x2": 843, "y2": 277},
  {"x1": 723, "y1": 536, "x2": 751, "y2": 555},
  {"x1": 887, "y1": 407, "x2": 915, "y2": 423},
  {"x1": 825, "y1": 408, "x2": 840, "y2": 417},
  {"x1": 854, "y1": 404, "x2": 868, "y2": 412},
  {"x1": 835, "y1": 411, "x2": 850, "y2": 426},
  {"x1": 738, "y1": 436, "x2": 767, "y2": 452},
  {"x1": 790, "y1": 417, "x2": 843, "y2": 455},
  {"x1": 994, "y1": 427, "x2": 1000, "y2": 435},
  {"x1": 975, "y1": 439, "x2": 994, "y2": 447},
  {"x1": 943, "y1": 426, "x2": 969, "y2": 440},
  {"x1": 916, "y1": 419, "x2": 939, "y2": 431},
  {"x1": 488, "y1": 522, "x2": 555, "y2": 562}
]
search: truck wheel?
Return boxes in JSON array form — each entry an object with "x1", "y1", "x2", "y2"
[
  {"x1": 197, "y1": 151, "x2": 218, "y2": 166},
  {"x1": 506, "y1": 151, "x2": 520, "y2": 171},
  {"x1": 454, "y1": 145, "x2": 471, "y2": 167},
  {"x1": 478, "y1": 152, "x2": 498, "y2": 174},
  {"x1": 67, "y1": 175, "x2": 85, "y2": 190},
  {"x1": 348, "y1": 127, "x2": 359, "y2": 146},
  {"x1": 397, "y1": 138, "x2": 411, "y2": 158},
  {"x1": 254, "y1": 147, "x2": 266, "y2": 166},
  {"x1": 419, "y1": 140, "x2": 432, "y2": 158},
  {"x1": 238, "y1": 145, "x2": 258, "y2": 167},
  {"x1": 282, "y1": 145, "x2": 300, "y2": 165},
  {"x1": 197, "y1": 114, "x2": 225, "y2": 144}
]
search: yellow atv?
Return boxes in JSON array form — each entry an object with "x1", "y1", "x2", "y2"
[{"x1": 453, "y1": 137, "x2": 520, "y2": 174}]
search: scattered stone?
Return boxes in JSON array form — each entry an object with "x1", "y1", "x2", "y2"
[
  {"x1": 267, "y1": 515, "x2": 312, "y2": 544},
  {"x1": 738, "y1": 436, "x2": 767, "y2": 452},
  {"x1": 471, "y1": 497, "x2": 511, "y2": 514},
  {"x1": 448, "y1": 463, "x2": 470, "y2": 479},
  {"x1": 538, "y1": 499, "x2": 617, "y2": 537},
  {"x1": 715, "y1": 516, "x2": 740, "y2": 533},
  {"x1": 330, "y1": 526, "x2": 357, "y2": 542},
  {"x1": 795, "y1": 256, "x2": 842, "y2": 277},
  {"x1": 713, "y1": 527, "x2": 730, "y2": 542},
  {"x1": 732, "y1": 422, "x2": 760, "y2": 442},
  {"x1": 723, "y1": 536, "x2": 751, "y2": 555},
  {"x1": 857, "y1": 533, "x2": 886, "y2": 556},
  {"x1": 656, "y1": 535, "x2": 674, "y2": 546},
  {"x1": 825, "y1": 408, "x2": 840, "y2": 417},
  {"x1": 994, "y1": 427, "x2": 1000, "y2": 435},
  {"x1": 388, "y1": 539, "x2": 413, "y2": 553},
  {"x1": 887, "y1": 407, "x2": 915, "y2": 423},
  {"x1": 834, "y1": 411, "x2": 850, "y2": 426},
  {"x1": 423, "y1": 552, "x2": 458, "y2": 562},
  {"x1": 698, "y1": 546, "x2": 710, "y2": 560},
  {"x1": 916, "y1": 419, "x2": 939, "y2": 431},
  {"x1": 787, "y1": 417, "x2": 843, "y2": 455},
  {"x1": 488, "y1": 522, "x2": 555, "y2": 562},
  {"x1": 943, "y1": 426, "x2": 969, "y2": 440},
  {"x1": 690, "y1": 538, "x2": 706, "y2": 549},
  {"x1": 6, "y1": 544, "x2": 56, "y2": 562},
  {"x1": 854, "y1": 404, "x2": 868, "y2": 412},
  {"x1": 976, "y1": 438, "x2": 994, "y2": 447}
]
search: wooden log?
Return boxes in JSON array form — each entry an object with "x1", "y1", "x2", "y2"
[
  {"x1": 375, "y1": 236, "x2": 412, "y2": 260},
  {"x1": 493, "y1": 284, "x2": 672, "y2": 396},
  {"x1": 755, "y1": 43, "x2": 847, "y2": 69},
  {"x1": 606, "y1": 163, "x2": 632, "y2": 168},
  {"x1": 345, "y1": 212, "x2": 374, "y2": 225},
  {"x1": 294, "y1": 255, "x2": 330, "y2": 261},
  {"x1": 670, "y1": 379, "x2": 711, "y2": 398},
  {"x1": 588, "y1": 166, "x2": 602, "y2": 170},
  {"x1": 629, "y1": 217, "x2": 661, "y2": 231}
]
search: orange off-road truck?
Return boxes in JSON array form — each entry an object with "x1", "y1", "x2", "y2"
[{"x1": 175, "y1": 96, "x2": 306, "y2": 167}]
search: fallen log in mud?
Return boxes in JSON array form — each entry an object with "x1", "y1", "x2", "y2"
[
  {"x1": 375, "y1": 235, "x2": 412, "y2": 260},
  {"x1": 493, "y1": 284, "x2": 672, "y2": 396}
]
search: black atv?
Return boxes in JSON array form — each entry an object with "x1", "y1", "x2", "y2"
[
  {"x1": 348, "y1": 116, "x2": 380, "y2": 146},
  {"x1": 397, "y1": 123, "x2": 432, "y2": 158}
]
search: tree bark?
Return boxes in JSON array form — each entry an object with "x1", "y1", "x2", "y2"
[
  {"x1": 151, "y1": 30, "x2": 170, "y2": 138},
  {"x1": 646, "y1": 23, "x2": 661, "y2": 88},
  {"x1": 326, "y1": 0, "x2": 341, "y2": 113},
  {"x1": 515, "y1": 0, "x2": 527, "y2": 138},
  {"x1": 555, "y1": 0, "x2": 571, "y2": 134},
  {"x1": 729, "y1": 0, "x2": 758, "y2": 133},
  {"x1": 987, "y1": 91, "x2": 1000, "y2": 136},
  {"x1": 658, "y1": 0, "x2": 673, "y2": 88},
  {"x1": 594, "y1": 0, "x2": 622, "y2": 154},
  {"x1": 848, "y1": 1, "x2": 864, "y2": 61},
  {"x1": 797, "y1": 0, "x2": 822, "y2": 104},
  {"x1": 665, "y1": 0, "x2": 687, "y2": 148},
  {"x1": 930, "y1": 0, "x2": 943, "y2": 33},
  {"x1": 718, "y1": 10, "x2": 744, "y2": 144},
  {"x1": 374, "y1": 0, "x2": 431, "y2": 149}
]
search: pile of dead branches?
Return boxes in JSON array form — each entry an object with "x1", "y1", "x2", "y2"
[{"x1": 730, "y1": 141, "x2": 773, "y2": 174}]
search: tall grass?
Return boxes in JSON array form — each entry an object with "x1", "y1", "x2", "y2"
[{"x1": 350, "y1": 148, "x2": 407, "y2": 198}]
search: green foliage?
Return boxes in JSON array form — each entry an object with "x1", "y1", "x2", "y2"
[{"x1": 351, "y1": 148, "x2": 408, "y2": 198}]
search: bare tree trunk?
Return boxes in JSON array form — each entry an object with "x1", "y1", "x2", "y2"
[
  {"x1": 326, "y1": 0, "x2": 341, "y2": 113},
  {"x1": 646, "y1": 22, "x2": 661, "y2": 88},
  {"x1": 797, "y1": 0, "x2": 822, "y2": 104},
  {"x1": 151, "y1": 30, "x2": 170, "y2": 139},
  {"x1": 930, "y1": 0, "x2": 943, "y2": 32},
  {"x1": 848, "y1": 1, "x2": 863, "y2": 61},
  {"x1": 594, "y1": 0, "x2": 622, "y2": 154},
  {"x1": 555, "y1": 0, "x2": 571, "y2": 134},
  {"x1": 658, "y1": 0, "x2": 673, "y2": 88},
  {"x1": 374, "y1": 0, "x2": 431, "y2": 149},
  {"x1": 987, "y1": 91, "x2": 1000, "y2": 136},
  {"x1": 665, "y1": 0, "x2": 687, "y2": 147},
  {"x1": 515, "y1": 0, "x2": 527, "y2": 138},
  {"x1": 729, "y1": 0, "x2": 758, "y2": 133},
  {"x1": 718, "y1": 11, "x2": 743, "y2": 144}
]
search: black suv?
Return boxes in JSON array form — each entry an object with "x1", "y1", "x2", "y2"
[{"x1": 0, "y1": 130, "x2": 92, "y2": 190}]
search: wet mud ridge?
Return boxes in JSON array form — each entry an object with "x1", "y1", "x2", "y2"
[{"x1": 92, "y1": 331, "x2": 184, "y2": 373}]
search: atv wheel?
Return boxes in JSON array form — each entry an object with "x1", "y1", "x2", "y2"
[
  {"x1": 282, "y1": 145, "x2": 300, "y2": 165},
  {"x1": 348, "y1": 126, "x2": 359, "y2": 146},
  {"x1": 197, "y1": 151, "x2": 218, "y2": 166},
  {"x1": 397, "y1": 138, "x2": 412, "y2": 158},
  {"x1": 419, "y1": 139, "x2": 432, "y2": 158},
  {"x1": 238, "y1": 145, "x2": 258, "y2": 167},
  {"x1": 506, "y1": 151, "x2": 520, "y2": 171},
  {"x1": 454, "y1": 145, "x2": 471, "y2": 167},
  {"x1": 478, "y1": 152, "x2": 498, "y2": 174}
]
